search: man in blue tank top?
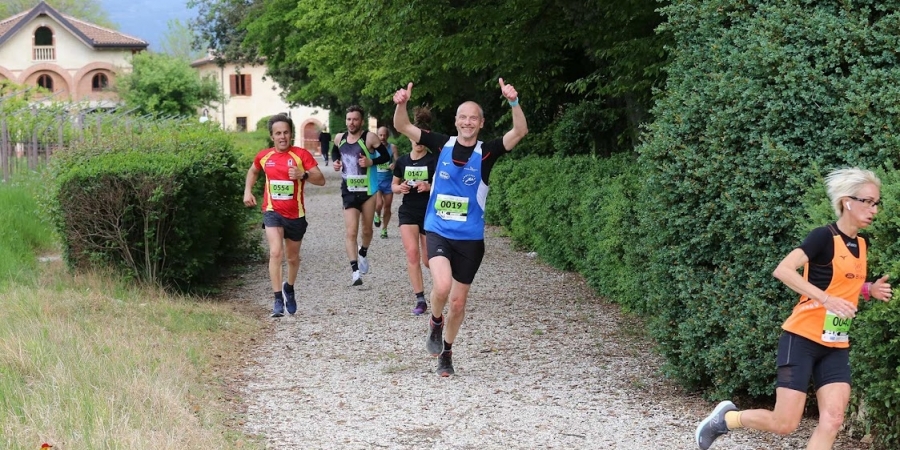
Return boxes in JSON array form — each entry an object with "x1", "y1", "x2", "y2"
[{"x1": 392, "y1": 78, "x2": 528, "y2": 376}]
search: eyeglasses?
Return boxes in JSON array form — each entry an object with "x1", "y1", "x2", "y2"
[{"x1": 849, "y1": 196, "x2": 881, "y2": 208}]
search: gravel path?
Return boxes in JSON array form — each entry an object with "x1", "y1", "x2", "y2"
[{"x1": 227, "y1": 160, "x2": 869, "y2": 449}]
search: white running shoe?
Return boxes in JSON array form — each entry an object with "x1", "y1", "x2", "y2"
[
  {"x1": 358, "y1": 248, "x2": 369, "y2": 274},
  {"x1": 351, "y1": 270, "x2": 362, "y2": 286}
]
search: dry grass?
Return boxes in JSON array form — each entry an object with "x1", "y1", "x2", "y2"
[{"x1": 0, "y1": 262, "x2": 263, "y2": 450}]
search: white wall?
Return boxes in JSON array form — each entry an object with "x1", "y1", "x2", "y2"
[{"x1": 196, "y1": 62, "x2": 330, "y2": 152}]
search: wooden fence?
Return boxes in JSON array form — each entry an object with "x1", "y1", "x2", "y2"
[{"x1": 0, "y1": 97, "x2": 157, "y2": 182}]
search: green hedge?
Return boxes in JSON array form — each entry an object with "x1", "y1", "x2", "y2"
[
  {"x1": 486, "y1": 153, "x2": 646, "y2": 312},
  {"x1": 49, "y1": 120, "x2": 255, "y2": 291},
  {"x1": 489, "y1": 1, "x2": 900, "y2": 444},
  {"x1": 489, "y1": 154, "x2": 900, "y2": 447},
  {"x1": 636, "y1": 0, "x2": 900, "y2": 446}
]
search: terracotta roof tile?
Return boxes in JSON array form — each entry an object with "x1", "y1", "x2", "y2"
[
  {"x1": 0, "y1": 2, "x2": 147, "y2": 49},
  {"x1": 0, "y1": 11, "x2": 28, "y2": 39},
  {"x1": 61, "y1": 14, "x2": 147, "y2": 47}
]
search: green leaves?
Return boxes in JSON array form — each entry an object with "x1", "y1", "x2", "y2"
[
  {"x1": 49, "y1": 121, "x2": 253, "y2": 291},
  {"x1": 191, "y1": 0, "x2": 669, "y2": 147},
  {"x1": 641, "y1": 0, "x2": 900, "y2": 425},
  {"x1": 117, "y1": 53, "x2": 222, "y2": 117}
]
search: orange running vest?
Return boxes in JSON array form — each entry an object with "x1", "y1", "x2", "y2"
[{"x1": 782, "y1": 225, "x2": 866, "y2": 348}]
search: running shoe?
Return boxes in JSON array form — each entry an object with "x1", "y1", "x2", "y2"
[
  {"x1": 696, "y1": 400, "x2": 737, "y2": 450},
  {"x1": 437, "y1": 351, "x2": 454, "y2": 377},
  {"x1": 380, "y1": 229, "x2": 388, "y2": 239},
  {"x1": 271, "y1": 297, "x2": 284, "y2": 318},
  {"x1": 426, "y1": 318, "x2": 444, "y2": 355},
  {"x1": 374, "y1": 213, "x2": 381, "y2": 227},
  {"x1": 282, "y1": 282, "x2": 297, "y2": 315},
  {"x1": 351, "y1": 270, "x2": 362, "y2": 286},
  {"x1": 412, "y1": 300, "x2": 427, "y2": 316},
  {"x1": 358, "y1": 249, "x2": 369, "y2": 274}
]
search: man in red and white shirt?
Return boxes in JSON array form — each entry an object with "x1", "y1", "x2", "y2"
[{"x1": 244, "y1": 114, "x2": 325, "y2": 317}]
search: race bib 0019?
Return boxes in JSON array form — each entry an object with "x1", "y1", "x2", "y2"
[{"x1": 435, "y1": 194, "x2": 468, "y2": 222}]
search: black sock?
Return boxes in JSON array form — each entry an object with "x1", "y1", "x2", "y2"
[
  {"x1": 415, "y1": 292, "x2": 425, "y2": 302},
  {"x1": 359, "y1": 246, "x2": 368, "y2": 257},
  {"x1": 431, "y1": 314, "x2": 443, "y2": 324},
  {"x1": 274, "y1": 292, "x2": 283, "y2": 300},
  {"x1": 284, "y1": 283, "x2": 294, "y2": 293},
  {"x1": 351, "y1": 261, "x2": 359, "y2": 272},
  {"x1": 443, "y1": 341, "x2": 452, "y2": 353}
]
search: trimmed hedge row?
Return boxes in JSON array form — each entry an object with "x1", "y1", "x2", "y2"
[
  {"x1": 49, "y1": 120, "x2": 255, "y2": 291},
  {"x1": 487, "y1": 154, "x2": 900, "y2": 447},
  {"x1": 486, "y1": 153, "x2": 645, "y2": 312},
  {"x1": 638, "y1": 1, "x2": 900, "y2": 446}
]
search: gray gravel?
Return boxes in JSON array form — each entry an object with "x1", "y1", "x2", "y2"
[{"x1": 232, "y1": 159, "x2": 867, "y2": 450}]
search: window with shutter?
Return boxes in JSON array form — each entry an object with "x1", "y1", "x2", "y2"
[{"x1": 231, "y1": 74, "x2": 251, "y2": 96}]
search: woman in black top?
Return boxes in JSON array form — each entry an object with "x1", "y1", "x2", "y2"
[{"x1": 392, "y1": 107, "x2": 438, "y2": 315}]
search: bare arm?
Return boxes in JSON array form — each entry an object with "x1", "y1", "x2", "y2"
[
  {"x1": 390, "y1": 144, "x2": 399, "y2": 170},
  {"x1": 305, "y1": 166, "x2": 326, "y2": 186},
  {"x1": 243, "y1": 164, "x2": 260, "y2": 206},
  {"x1": 499, "y1": 78, "x2": 528, "y2": 151},
  {"x1": 773, "y1": 248, "x2": 856, "y2": 319},
  {"x1": 391, "y1": 175, "x2": 410, "y2": 194},
  {"x1": 393, "y1": 82, "x2": 422, "y2": 143}
]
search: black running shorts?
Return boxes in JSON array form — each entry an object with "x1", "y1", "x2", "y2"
[
  {"x1": 776, "y1": 331, "x2": 851, "y2": 393},
  {"x1": 398, "y1": 205, "x2": 426, "y2": 235},
  {"x1": 425, "y1": 232, "x2": 485, "y2": 284},
  {"x1": 341, "y1": 187, "x2": 373, "y2": 211},
  {"x1": 263, "y1": 212, "x2": 308, "y2": 242}
]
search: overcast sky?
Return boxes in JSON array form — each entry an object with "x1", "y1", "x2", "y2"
[{"x1": 100, "y1": 0, "x2": 195, "y2": 51}]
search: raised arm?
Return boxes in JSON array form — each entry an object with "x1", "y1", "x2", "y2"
[
  {"x1": 499, "y1": 78, "x2": 528, "y2": 151},
  {"x1": 393, "y1": 82, "x2": 422, "y2": 144}
]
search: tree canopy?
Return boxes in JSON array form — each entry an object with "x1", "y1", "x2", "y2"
[
  {"x1": 158, "y1": 18, "x2": 206, "y2": 62},
  {"x1": 190, "y1": 0, "x2": 669, "y2": 155},
  {"x1": 117, "y1": 52, "x2": 221, "y2": 117}
]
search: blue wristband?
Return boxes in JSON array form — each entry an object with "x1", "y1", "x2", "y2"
[{"x1": 508, "y1": 98, "x2": 519, "y2": 107}]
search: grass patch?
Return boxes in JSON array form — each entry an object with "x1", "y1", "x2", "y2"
[
  {"x1": 0, "y1": 172, "x2": 57, "y2": 287},
  {"x1": 0, "y1": 148, "x2": 266, "y2": 449},
  {"x1": 0, "y1": 264, "x2": 263, "y2": 450}
]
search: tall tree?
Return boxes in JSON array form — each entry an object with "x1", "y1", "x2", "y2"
[
  {"x1": 158, "y1": 18, "x2": 205, "y2": 62},
  {"x1": 117, "y1": 52, "x2": 222, "y2": 117},
  {"x1": 191, "y1": 0, "x2": 669, "y2": 153},
  {"x1": 0, "y1": 0, "x2": 116, "y2": 29}
]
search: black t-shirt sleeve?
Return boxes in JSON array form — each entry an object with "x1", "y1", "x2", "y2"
[
  {"x1": 418, "y1": 131, "x2": 451, "y2": 153},
  {"x1": 393, "y1": 156, "x2": 407, "y2": 179},
  {"x1": 480, "y1": 138, "x2": 508, "y2": 185},
  {"x1": 330, "y1": 144, "x2": 340, "y2": 162},
  {"x1": 798, "y1": 226, "x2": 834, "y2": 265}
]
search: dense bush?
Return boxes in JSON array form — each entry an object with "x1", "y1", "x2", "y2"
[
  {"x1": 635, "y1": 0, "x2": 900, "y2": 445},
  {"x1": 488, "y1": 1, "x2": 900, "y2": 445},
  {"x1": 486, "y1": 153, "x2": 646, "y2": 312},
  {"x1": 550, "y1": 100, "x2": 628, "y2": 158},
  {"x1": 639, "y1": 0, "x2": 900, "y2": 398},
  {"x1": 49, "y1": 120, "x2": 255, "y2": 291}
]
